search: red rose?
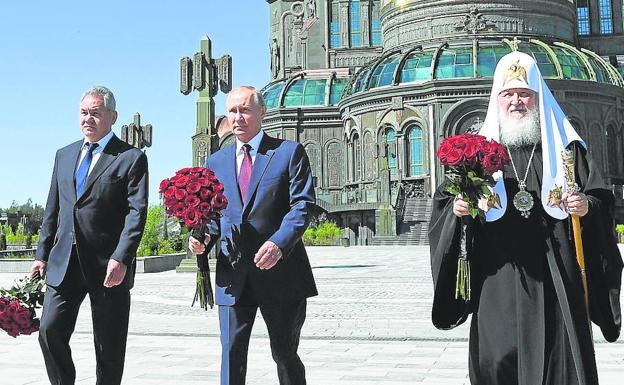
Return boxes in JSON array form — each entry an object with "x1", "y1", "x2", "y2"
[
  {"x1": 483, "y1": 153, "x2": 504, "y2": 174},
  {"x1": 185, "y1": 195, "x2": 201, "y2": 208},
  {"x1": 184, "y1": 209, "x2": 202, "y2": 229},
  {"x1": 463, "y1": 140, "x2": 480, "y2": 162},
  {"x1": 199, "y1": 188, "x2": 213, "y2": 200},
  {"x1": 213, "y1": 183, "x2": 224, "y2": 193},
  {"x1": 197, "y1": 177, "x2": 209, "y2": 187},
  {"x1": 211, "y1": 193, "x2": 228, "y2": 211},
  {"x1": 176, "y1": 167, "x2": 191, "y2": 176},
  {"x1": 442, "y1": 148, "x2": 464, "y2": 167},
  {"x1": 159, "y1": 179, "x2": 170, "y2": 193},
  {"x1": 164, "y1": 186, "x2": 177, "y2": 200},
  {"x1": 207, "y1": 173, "x2": 219, "y2": 184},
  {"x1": 0, "y1": 297, "x2": 8, "y2": 311},
  {"x1": 174, "y1": 188, "x2": 187, "y2": 201},
  {"x1": 186, "y1": 181, "x2": 201, "y2": 194},
  {"x1": 174, "y1": 176, "x2": 190, "y2": 187},
  {"x1": 173, "y1": 203, "x2": 186, "y2": 218}
]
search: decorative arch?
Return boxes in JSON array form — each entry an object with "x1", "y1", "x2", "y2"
[{"x1": 440, "y1": 98, "x2": 489, "y2": 137}]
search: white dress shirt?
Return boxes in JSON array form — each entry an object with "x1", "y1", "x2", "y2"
[
  {"x1": 77, "y1": 130, "x2": 115, "y2": 175},
  {"x1": 235, "y1": 131, "x2": 264, "y2": 176}
]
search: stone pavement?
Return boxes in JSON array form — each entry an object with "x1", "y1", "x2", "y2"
[{"x1": 1, "y1": 246, "x2": 622, "y2": 384}]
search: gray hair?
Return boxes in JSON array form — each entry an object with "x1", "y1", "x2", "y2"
[
  {"x1": 81, "y1": 86, "x2": 116, "y2": 112},
  {"x1": 228, "y1": 86, "x2": 266, "y2": 111}
]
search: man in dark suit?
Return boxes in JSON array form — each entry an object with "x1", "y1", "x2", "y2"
[
  {"x1": 189, "y1": 86, "x2": 317, "y2": 385},
  {"x1": 30, "y1": 86, "x2": 148, "y2": 385}
]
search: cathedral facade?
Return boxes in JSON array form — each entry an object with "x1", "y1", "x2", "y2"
[{"x1": 217, "y1": 0, "x2": 624, "y2": 245}]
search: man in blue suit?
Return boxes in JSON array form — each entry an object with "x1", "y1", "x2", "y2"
[
  {"x1": 30, "y1": 86, "x2": 148, "y2": 385},
  {"x1": 189, "y1": 86, "x2": 317, "y2": 385}
]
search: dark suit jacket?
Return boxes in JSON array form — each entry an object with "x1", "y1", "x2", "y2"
[
  {"x1": 206, "y1": 133, "x2": 318, "y2": 306},
  {"x1": 35, "y1": 134, "x2": 149, "y2": 289}
]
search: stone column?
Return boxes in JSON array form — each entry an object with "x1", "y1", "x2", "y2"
[
  {"x1": 339, "y1": 0, "x2": 350, "y2": 48},
  {"x1": 589, "y1": 0, "x2": 601, "y2": 34},
  {"x1": 613, "y1": 0, "x2": 623, "y2": 34},
  {"x1": 361, "y1": 0, "x2": 371, "y2": 46}
]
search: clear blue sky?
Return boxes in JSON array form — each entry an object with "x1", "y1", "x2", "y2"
[{"x1": 0, "y1": 1, "x2": 269, "y2": 208}]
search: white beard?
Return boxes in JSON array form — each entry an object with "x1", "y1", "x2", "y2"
[{"x1": 499, "y1": 108, "x2": 541, "y2": 147}]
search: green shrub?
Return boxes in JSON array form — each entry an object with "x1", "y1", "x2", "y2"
[
  {"x1": 303, "y1": 220, "x2": 341, "y2": 246},
  {"x1": 137, "y1": 205, "x2": 186, "y2": 257},
  {"x1": 303, "y1": 228, "x2": 315, "y2": 246},
  {"x1": 5, "y1": 223, "x2": 28, "y2": 245},
  {"x1": 157, "y1": 239, "x2": 177, "y2": 255},
  {"x1": 616, "y1": 224, "x2": 624, "y2": 235}
]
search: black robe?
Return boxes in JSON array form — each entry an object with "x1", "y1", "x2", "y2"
[{"x1": 429, "y1": 143, "x2": 622, "y2": 385}]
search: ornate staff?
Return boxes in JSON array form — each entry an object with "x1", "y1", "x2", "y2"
[{"x1": 561, "y1": 150, "x2": 591, "y2": 327}]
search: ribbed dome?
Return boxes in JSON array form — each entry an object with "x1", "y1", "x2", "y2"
[
  {"x1": 261, "y1": 70, "x2": 350, "y2": 110},
  {"x1": 346, "y1": 38, "x2": 624, "y2": 95}
]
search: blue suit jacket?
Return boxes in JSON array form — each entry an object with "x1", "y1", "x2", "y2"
[
  {"x1": 35, "y1": 135, "x2": 149, "y2": 289},
  {"x1": 206, "y1": 134, "x2": 318, "y2": 306}
]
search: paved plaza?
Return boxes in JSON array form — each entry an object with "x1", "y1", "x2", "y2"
[{"x1": 1, "y1": 246, "x2": 622, "y2": 384}]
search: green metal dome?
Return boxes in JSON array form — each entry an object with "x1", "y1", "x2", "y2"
[
  {"x1": 261, "y1": 71, "x2": 350, "y2": 110},
  {"x1": 347, "y1": 38, "x2": 624, "y2": 95}
]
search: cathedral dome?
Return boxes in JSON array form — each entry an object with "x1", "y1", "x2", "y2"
[
  {"x1": 261, "y1": 69, "x2": 351, "y2": 110},
  {"x1": 345, "y1": 37, "x2": 624, "y2": 96}
]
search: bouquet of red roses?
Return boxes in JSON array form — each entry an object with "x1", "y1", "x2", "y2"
[
  {"x1": 437, "y1": 133, "x2": 510, "y2": 218},
  {"x1": 160, "y1": 167, "x2": 228, "y2": 310},
  {"x1": 436, "y1": 133, "x2": 509, "y2": 301},
  {"x1": 0, "y1": 274, "x2": 45, "y2": 337}
]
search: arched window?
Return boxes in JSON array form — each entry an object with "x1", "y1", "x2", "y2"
[
  {"x1": 353, "y1": 133, "x2": 361, "y2": 181},
  {"x1": 347, "y1": 132, "x2": 361, "y2": 182},
  {"x1": 407, "y1": 126, "x2": 424, "y2": 176},
  {"x1": 386, "y1": 128, "x2": 398, "y2": 177}
]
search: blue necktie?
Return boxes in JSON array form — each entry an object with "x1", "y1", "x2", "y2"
[{"x1": 75, "y1": 142, "x2": 98, "y2": 197}]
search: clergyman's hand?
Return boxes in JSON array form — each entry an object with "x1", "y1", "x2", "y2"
[
  {"x1": 453, "y1": 195, "x2": 470, "y2": 217},
  {"x1": 30, "y1": 260, "x2": 47, "y2": 279},
  {"x1": 103, "y1": 259, "x2": 127, "y2": 288},
  {"x1": 189, "y1": 234, "x2": 211, "y2": 255},
  {"x1": 562, "y1": 192, "x2": 589, "y2": 217},
  {"x1": 254, "y1": 241, "x2": 283, "y2": 270}
]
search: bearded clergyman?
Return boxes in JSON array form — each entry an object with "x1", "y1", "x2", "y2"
[{"x1": 428, "y1": 51, "x2": 623, "y2": 385}]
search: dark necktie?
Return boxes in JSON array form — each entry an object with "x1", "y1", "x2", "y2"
[
  {"x1": 238, "y1": 144, "x2": 253, "y2": 201},
  {"x1": 75, "y1": 142, "x2": 98, "y2": 197}
]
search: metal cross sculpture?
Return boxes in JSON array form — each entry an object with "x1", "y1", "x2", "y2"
[
  {"x1": 180, "y1": 36, "x2": 232, "y2": 166},
  {"x1": 121, "y1": 112, "x2": 152, "y2": 150}
]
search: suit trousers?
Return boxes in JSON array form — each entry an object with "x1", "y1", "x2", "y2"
[
  {"x1": 38, "y1": 248, "x2": 131, "y2": 385},
  {"x1": 219, "y1": 285, "x2": 307, "y2": 385}
]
